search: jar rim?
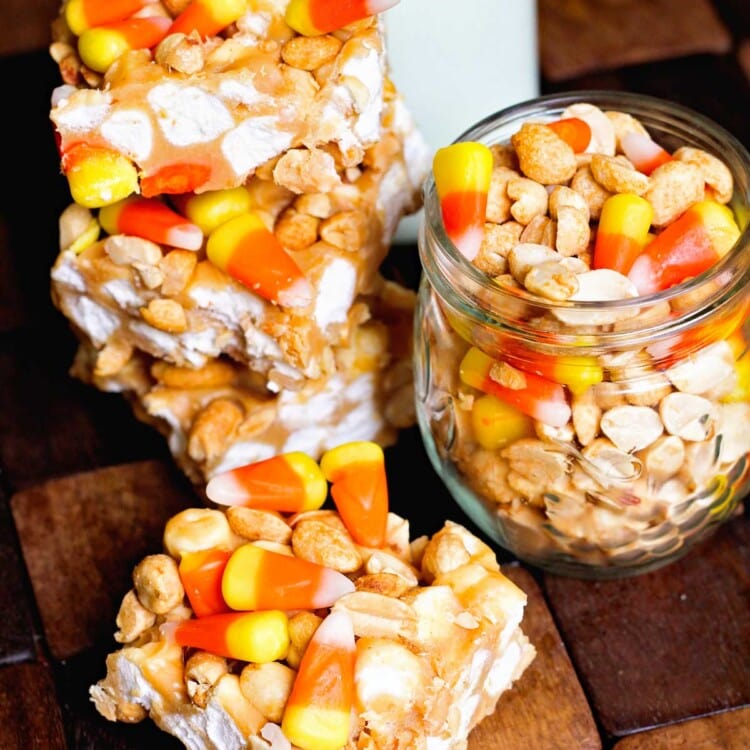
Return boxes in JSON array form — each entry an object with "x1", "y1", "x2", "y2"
[{"x1": 419, "y1": 89, "x2": 750, "y2": 345}]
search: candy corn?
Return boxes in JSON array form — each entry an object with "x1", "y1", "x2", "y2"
[
  {"x1": 64, "y1": 0, "x2": 157, "y2": 35},
  {"x1": 171, "y1": 187, "x2": 253, "y2": 235},
  {"x1": 432, "y1": 141, "x2": 493, "y2": 261},
  {"x1": 179, "y1": 548, "x2": 232, "y2": 617},
  {"x1": 281, "y1": 610, "x2": 355, "y2": 750},
  {"x1": 546, "y1": 117, "x2": 591, "y2": 153},
  {"x1": 168, "y1": 610, "x2": 289, "y2": 662},
  {"x1": 471, "y1": 395, "x2": 534, "y2": 450},
  {"x1": 285, "y1": 0, "x2": 399, "y2": 36},
  {"x1": 205, "y1": 452, "x2": 328, "y2": 512},
  {"x1": 99, "y1": 196, "x2": 204, "y2": 251},
  {"x1": 628, "y1": 200, "x2": 740, "y2": 294},
  {"x1": 221, "y1": 544, "x2": 354, "y2": 611},
  {"x1": 319, "y1": 441, "x2": 388, "y2": 548},
  {"x1": 77, "y1": 16, "x2": 171, "y2": 73},
  {"x1": 206, "y1": 213, "x2": 313, "y2": 307},
  {"x1": 505, "y1": 350, "x2": 604, "y2": 396},
  {"x1": 593, "y1": 193, "x2": 654, "y2": 274},
  {"x1": 459, "y1": 347, "x2": 571, "y2": 427},
  {"x1": 169, "y1": 0, "x2": 249, "y2": 39},
  {"x1": 62, "y1": 143, "x2": 139, "y2": 208},
  {"x1": 620, "y1": 132, "x2": 672, "y2": 175},
  {"x1": 141, "y1": 163, "x2": 212, "y2": 198}
]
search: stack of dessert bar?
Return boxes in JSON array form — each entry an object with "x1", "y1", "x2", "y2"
[{"x1": 47, "y1": 0, "x2": 430, "y2": 484}]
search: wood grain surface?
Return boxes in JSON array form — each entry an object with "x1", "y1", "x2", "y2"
[
  {"x1": 1, "y1": 1, "x2": 750, "y2": 748},
  {"x1": 470, "y1": 567, "x2": 602, "y2": 750},
  {"x1": 543, "y1": 515, "x2": 750, "y2": 737},
  {"x1": 0, "y1": 662, "x2": 67, "y2": 749},
  {"x1": 0, "y1": 489, "x2": 38, "y2": 665},
  {"x1": 10, "y1": 461, "x2": 196, "y2": 659},
  {"x1": 539, "y1": 0, "x2": 732, "y2": 81},
  {"x1": 613, "y1": 706, "x2": 750, "y2": 749}
]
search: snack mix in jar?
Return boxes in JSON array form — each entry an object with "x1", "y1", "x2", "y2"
[{"x1": 414, "y1": 91, "x2": 750, "y2": 578}]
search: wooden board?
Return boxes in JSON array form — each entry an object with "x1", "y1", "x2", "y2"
[
  {"x1": 10, "y1": 461, "x2": 196, "y2": 660},
  {"x1": 2, "y1": 4, "x2": 750, "y2": 748},
  {"x1": 539, "y1": 0, "x2": 732, "y2": 81},
  {"x1": 470, "y1": 566, "x2": 602, "y2": 750},
  {"x1": 543, "y1": 514, "x2": 750, "y2": 737},
  {"x1": 0, "y1": 335, "x2": 172, "y2": 490},
  {"x1": 0, "y1": 488, "x2": 37, "y2": 665},
  {"x1": 0, "y1": 662, "x2": 67, "y2": 750},
  {"x1": 0, "y1": 0, "x2": 60, "y2": 55},
  {"x1": 613, "y1": 706, "x2": 750, "y2": 749}
]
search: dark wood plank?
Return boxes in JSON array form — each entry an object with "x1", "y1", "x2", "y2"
[
  {"x1": 470, "y1": 566, "x2": 602, "y2": 750},
  {"x1": 10, "y1": 461, "x2": 196, "y2": 660},
  {"x1": 539, "y1": 0, "x2": 732, "y2": 82},
  {"x1": 0, "y1": 333, "x2": 172, "y2": 491},
  {"x1": 613, "y1": 706, "x2": 750, "y2": 749},
  {"x1": 543, "y1": 514, "x2": 750, "y2": 738},
  {"x1": 0, "y1": 0, "x2": 60, "y2": 55},
  {"x1": 0, "y1": 662, "x2": 67, "y2": 750},
  {"x1": 0, "y1": 489, "x2": 38, "y2": 665}
]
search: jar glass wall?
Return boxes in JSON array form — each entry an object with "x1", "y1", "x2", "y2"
[{"x1": 414, "y1": 91, "x2": 750, "y2": 579}]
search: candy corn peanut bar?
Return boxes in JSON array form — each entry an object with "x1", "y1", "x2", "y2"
[
  {"x1": 51, "y1": 89, "x2": 427, "y2": 384},
  {"x1": 70, "y1": 277, "x2": 417, "y2": 484},
  {"x1": 50, "y1": 1, "x2": 413, "y2": 203},
  {"x1": 90, "y1": 491, "x2": 535, "y2": 749}
]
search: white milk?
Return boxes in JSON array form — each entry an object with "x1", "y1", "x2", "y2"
[{"x1": 385, "y1": 0, "x2": 540, "y2": 243}]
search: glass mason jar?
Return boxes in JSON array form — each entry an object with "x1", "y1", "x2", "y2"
[{"x1": 414, "y1": 90, "x2": 750, "y2": 579}]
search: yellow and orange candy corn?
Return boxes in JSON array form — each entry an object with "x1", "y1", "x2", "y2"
[
  {"x1": 179, "y1": 548, "x2": 232, "y2": 617},
  {"x1": 620, "y1": 132, "x2": 672, "y2": 175},
  {"x1": 141, "y1": 163, "x2": 212, "y2": 198},
  {"x1": 320, "y1": 441, "x2": 388, "y2": 548},
  {"x1": 471, "y1": 395, "x2": 535, "y2": 450},
  {"x1": 99, "y1": 196, "x2": 204, "y2": 251},
  {"x1": 221, "y1": 544, "x2": 354, "y2": 611},
  {"x1": 206, "y1": 452, "x2": 327, "y2": 512},
  {"x1": 628, "y1": 200, "x2": 740, "y2": 294},
  {"x1": 546, "y1": 116, "x2": 591, "y2": 153},
  {"x1": 167, "y1": 610, "x2": 289, "y2": 662},
  {"x1": 285, "y1": 0, "x2": 399, "y2": 36},
  {"x1": 171, "y1": 187, "x2": 253, "y2": 235},
  {"x1": 207, "y1": 213, "x2": 313, "y2": 308},
  {"x1": 432, "y1": 141, "x2": 493, "y2": 262},
  {"x1": 62, "y1": 143, "x2": 139, "y2": 208},
  {"x1": 593, "y1": 193, "x2": 654, "y2": 275},
  {"x1": 77, "y1": 15, "x2": 171, "y2": 72},
  {"x1": 169, "y1": 0, "x2": 248, "y2": 38},
  {"x1": 281, "y1": 610, "x2": 355, "y2": 750},
  {"x1": 64, "y1": 0, "x2": 157, "y2": 35},
  {"x1": 460, "y1": 347, "x2": 571, "y2": 427},
  {"x1": 504, "y1": 346, "x2": 604, "y2": 397}
]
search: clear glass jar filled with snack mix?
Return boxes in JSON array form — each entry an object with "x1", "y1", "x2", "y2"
[{"x1": 414, "y1": 90, "x2": 750, "y2": 578}]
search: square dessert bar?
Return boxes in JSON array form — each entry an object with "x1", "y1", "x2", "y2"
[
  {"x1": 90, "y1": 504, "x2": 535, "y2": 750},
  {"x1": 50, "y1": 5, "x2": 404, "y2": 198},
  {"x1": 70, "y1": 277, "x2": 417, "y2": 484},
  {"x1": 51, "y1": 88, "x2": 427, "y2": 387}
]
